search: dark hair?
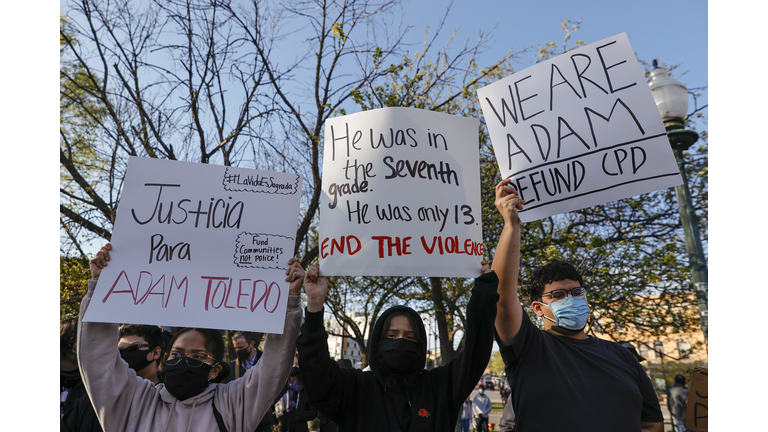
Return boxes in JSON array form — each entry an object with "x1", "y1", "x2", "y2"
[
  {"x1": 60, "y1": 317, "x2": 79, "y2": 363},
  {"x1": 527, "y1": 261, "x2": 584, "y2": 302},
  {"x1": 674, "y1": 374, "x2": 686, "y2": 385},
  {"x1": 167, "y1": 328, "x2": 231, "y2": 383},
  {"x1": 120, "y1": 324, "x2": 167, "y2": 365},
  {"x1": 232, "y1": 331, "x2": 254, "y2": 344}
]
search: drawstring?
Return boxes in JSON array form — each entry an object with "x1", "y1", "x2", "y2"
[
  {"x1": 186, "y1": 398, "x2": 198, "y2": 432},
  {"x1": 383, "y1": 375, "x2": 413, "y2": 406},
  {"x1": 163, "y1": 398, "x2": 177, "y2": 432}
]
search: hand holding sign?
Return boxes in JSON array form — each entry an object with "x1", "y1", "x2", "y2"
[
  {"x1": 494, "y1": 179, "x2": 526, "y2": 225},
  {"x1": 285, "y1": 258, "x2": 306, "y2": 296},
  {"x1": 303, "y1": 263, "x2": 327, "y2": 313},
  {"x1": 89, "y1": 243, "x2": 113, "y2": 280}
]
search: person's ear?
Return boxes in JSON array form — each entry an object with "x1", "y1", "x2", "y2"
[
  {"x1": 150, "y1": 346, "x2": 162, "y2": 361},
  {"x1": 209, "y1": 364, "x2": 222, "y2": 380},
  {"x1": 532, "y1": 301, "x2": 545, "y2": 317}
]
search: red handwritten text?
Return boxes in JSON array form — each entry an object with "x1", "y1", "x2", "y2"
[
  {"x1": 320, "y1": 235, "x2": 363, "y2": 259},
  {"x1": 101, "y1": 270, "x2": 189, "y2": 308},
  {"x1": 420, "y1": 236, "x2": 484, "y2": 256}
]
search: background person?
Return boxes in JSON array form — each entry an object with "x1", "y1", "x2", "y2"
[
  {"x1": 472, "y1": 385, "x2": 491, "y2": 432},
  {"x1": 499, "y1": 394, "x2": 515, "y2": 432},
  {"x1": 61, "y1": 324, "x2": 167, "y2": 432},
  {"x1": 459, "y1": 397, "x2": 473, "y2": 432},
  {"x1": 61, "y1": 317, "x2": 85, "y2": 419},
  {"x1": 78, "y1": 243, "x2": 304, "y2": 432},
  {"x1": 668, "y1": 374, "x2": 692, "y2": 432},
  {"x1": 220, "y1": 331, "x2": 281, "y2": 432},
  {"x1": 275, "y1": 366, "x2": 317, "y2": 432}
]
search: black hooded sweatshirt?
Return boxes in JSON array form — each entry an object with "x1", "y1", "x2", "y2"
[{"x1": 296, "y1": 271, "x2": 499, "y2": 432}]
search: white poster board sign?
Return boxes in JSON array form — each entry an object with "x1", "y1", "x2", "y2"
[
  {"x1": 83, "y1": 157, "x2": 303, "y2": 333},
  {"x1": 320, "y1": 107, "x2": 483, "y2": 277},
  {"x1": 478, "y1": 32, "x2": 683, "y2": 223}
]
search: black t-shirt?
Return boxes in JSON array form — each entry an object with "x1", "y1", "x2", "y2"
[{"x1": 499, "y1": 310, "x2": 663, "y2": 432}]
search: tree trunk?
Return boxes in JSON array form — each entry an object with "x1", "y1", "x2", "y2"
[{"x1": 430, "y1": 276, "x2": 458, "y2": 365}]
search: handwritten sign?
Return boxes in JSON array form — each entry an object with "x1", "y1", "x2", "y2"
[
  {"x1": 685, "y1": 367, "x2": 708, "y2": 431},
  {"x1": 477, "y1": 33, "x2": 683, "y2": 222},
  {"x1": 82, "y1": 157, "x2": 303, "y2": 333},
  {"x1": 320, "y1": 107, "x2": 483, "y2": 277}
]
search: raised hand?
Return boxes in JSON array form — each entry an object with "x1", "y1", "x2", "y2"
[
  {"x1": 89, "y1": 243, "x2": 113, "y2": 280},
  {"x1": 303, "y1": 263, "x2": 327, "y2": 313},
  {"x1": 494, "y1": 178, "x2": 525, "y2": 224},
  {"x1": 285, "y1": 258, "x2": 306, "y2": 296},
  {"x1": 480, "y1": 260, "x2": 492, "y2": 274}
]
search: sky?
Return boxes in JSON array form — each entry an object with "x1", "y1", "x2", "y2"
[
  {"x1": 399, "y1": 0, "x2": 708, "y2": 118},
  {"x1": 3, "y1": 0, "x2": 760, "y2": 428}
]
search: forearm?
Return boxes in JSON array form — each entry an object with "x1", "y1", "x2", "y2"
[
  {"x1": 451, "y1": 274, "x2": 499, "y2": 405},
  {"x1": 492, "y1": 220, "x2": 522, "y2": 346},
  {"x1": 224, "y1": 295, "x2": 302, "y2": 431},
  {"x1": 77, "y1": 280, "x2": 146, "y2": 432},
  {"x1": 296, "y1": 308, "x2": 346, "y2": 418}
]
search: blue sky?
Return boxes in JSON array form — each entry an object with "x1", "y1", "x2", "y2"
[{"x1": 399, "y1": 0, "x2": 708, "y2": 117}]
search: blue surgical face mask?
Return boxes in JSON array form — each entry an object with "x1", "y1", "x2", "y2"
[
  {"x1": 479, "y1": 389, "x2": 484, "y2": 395},
  {"x1": 540, "y1": 294, "x2": 590, "y2": 331}
]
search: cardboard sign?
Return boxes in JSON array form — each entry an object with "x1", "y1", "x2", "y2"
[
  {"x1": 477, "y1": 33, "x2": 683, "y2": 222},
  {"x1": 82, "y1": 157, "x2": 303, "y2": 333},
  {"x1": 320, "y1": 107, "x2": 483, "y2": 277},
  {"x1": 685, "y1": 367, "x2": 708, "y2": 431}
]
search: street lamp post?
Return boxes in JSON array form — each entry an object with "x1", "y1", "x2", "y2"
[{"x1": 647, "y1": 60, "x2": 708, "y2": 342}]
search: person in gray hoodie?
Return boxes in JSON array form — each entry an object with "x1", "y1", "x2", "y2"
[{"x1": 77, "y1": 243, "x2": 304, "y2": 432}]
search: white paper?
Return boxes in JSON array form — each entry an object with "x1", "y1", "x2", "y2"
[
  {"x1": 83, "y1": 157, "x2": 303, "y2": 333},
  {"x1": 478, "y1": 33, "x2": 683, "y2": 222},
  {"x1": 320, "y1": 107, "x2": 483, "y2": 277}
]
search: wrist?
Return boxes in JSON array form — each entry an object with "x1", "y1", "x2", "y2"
[{"x1": 307, "y1": 296, "x2": 325, "y2": 313}]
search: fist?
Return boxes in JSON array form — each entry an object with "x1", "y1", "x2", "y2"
[{"x1": 89, "y1": 243, "x2": 112, "y2": 280}]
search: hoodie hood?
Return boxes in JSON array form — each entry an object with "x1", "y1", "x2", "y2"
[{"x1": 368, "y1": 305, "x2": 428, "y2": 381}]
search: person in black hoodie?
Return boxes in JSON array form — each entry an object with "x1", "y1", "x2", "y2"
[{"x1": 296, "y1": 183, "x2": 517, "y2": 431}]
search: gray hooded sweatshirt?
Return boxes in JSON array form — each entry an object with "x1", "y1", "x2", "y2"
[{"x1": 77, "y1": 280, "x2": 302, "y2": 432}]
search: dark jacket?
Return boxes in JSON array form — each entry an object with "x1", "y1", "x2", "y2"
[
  {"x1": 225, "y1": 349, "x2": 263, "y2": 382},
  {"x1": 276, "y1": 384, "x2": 318, "y2": 432},
  {"x1": 61, "y1": 389, "x2": 103, "y2": 432},
  {"x1": 297, "y1": 271, "x2": 499, "y2": 432}
]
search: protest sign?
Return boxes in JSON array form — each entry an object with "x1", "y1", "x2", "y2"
[
  {"x1": 478, "y1": 32, "x2": 683, "y2": 223},
  {"x1": 82, "y1": 157, "x2": 303, "y2": 333},
  {"x1": 685, "y1": 367, "x2": 708, "y2": 431},
  {"x1": 320, "y1": 107, "x2": 483, "y2": 277}
]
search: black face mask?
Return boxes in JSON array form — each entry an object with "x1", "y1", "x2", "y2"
[
  {"x1": 60, "y1": 369, "x2": 82, "y2": 390},
  {"x1": 236, "y1": 347, "x2": 251, "y2": 362},
  {"x1": 159, "y1": 362, "x2": 214, "y2": 401},
  {"x1": 378, "y1": 338, "x2": 422, "y2": 375},
  {"x1": 120, "y1": 348, "x2": 155, "y2": 372}
]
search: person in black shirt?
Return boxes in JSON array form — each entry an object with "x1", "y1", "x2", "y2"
[
  {"x1": 491, "y1": 178, "x2": 664, "y2": 432},
  {"x1": 297, "y1": 262, "x2": 499, "y2": 432}
]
